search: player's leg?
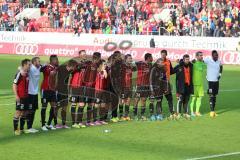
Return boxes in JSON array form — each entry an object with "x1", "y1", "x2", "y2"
[
  {"x1": 119, "y1": 97, "x2": 124, "y2": 119},
  {"x1": 20, "y1": 97, "x2": 30, "y2": 133},
  {"x1": 133, "y1": 86, "x2": 141, "y2": 120},
  {"x1": 176, "y1": 94, "x2": 183, "y2": 119},
  {"x1": 99, "y1": 103, "x2": 108, "y2": 124},
  {"x1": 165, "y1": 93, "x2": 174, "y2": 116},
  {"x1": 190, "y1": 96, "x2": 196, "y2": 116},
  {"x1": 77, "y1": 100, "x2": 86, "y2": 128},
  {"x1": 13, "y1": 111, "x2": 21, "y2": 135},
  {"x1": 61, "y1": 105, "x2": 69, "y2": 128},
  {"x1": 85, "y1": 87, "x2": 94, "y2": 125},
  {"x1": 110, "y1": 92, "x2": 119, "y2": 122},
  {"x1": 29, "y1": 94, "x2": 38, "y2": 131},
  {"x1": 149, "y1": 95, "x2": 155, "y2": 121},
  {"x1": 26, "y1": 95, "x2": 35, "y2": 131},
  {"x1": 13, "y1": 102, "x2": 22, "y2": 135},
  {"x1": 124, "y1": 97, "x2": 131, "y2": 118},
  {"x1": 155, "y1": 95, "x2": 164, "y2": 121},
  {"x1": 133, "y1": 96, "x2": 140, "y2": 119},
  {"x1": 70, "y1": 96, "x2": 79, "y2": 128},
  {"x1": 86, "y1": 102, "x2": 94, "y2": 126},
  {"x1": 140, "y1": 97, "x2": 147, "y2": 120},
  {"x1": 41, "y1": 91, "x2": 48, "y2": 130},
  {"x1": 56, "y1": 94, "x2": 69, "y2": 129},
  {"x1": 183, "y1": 94, "x2": 191, "y2": 119},
  {"x1": 47, "y1": 91, "x2": 57, "y2": 130},
  {"x1": 208, "y1": 81, "x2": 219, "y2": 117},
  {"x1": 190, "y1": 85, "x2": 198, "y2": 116},
  {"x1": 110, "y1": 84, "x2": 118, "y2": 121},
  {"x1": 19, "y1": 110, "x2": 26, "y2": 133},
  {"x1": 47, "y1": 101, "x2": 57, "y2": 130},
  {"x1": 195, "y1": 86, "x2": 204, "y2": 117}
]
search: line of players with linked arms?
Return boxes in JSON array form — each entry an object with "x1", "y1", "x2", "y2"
[{"x1": 12, "y1": 49, "x2": 222, "y2": 135}]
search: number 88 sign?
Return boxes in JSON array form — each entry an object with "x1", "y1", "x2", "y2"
[{"x1": 103, "y1": 40, "x2": 133, "y2": 52}]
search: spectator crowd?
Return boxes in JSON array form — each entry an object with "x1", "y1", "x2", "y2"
[{"x1": 0, "y1": 0, "x2": 240, "y2": 37}]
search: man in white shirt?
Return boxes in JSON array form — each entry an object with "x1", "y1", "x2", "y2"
[
  {"x1": 204, "y1": 50, "x2": 223, "y2": 118},
  {"x1": 27, "y1": 57, "x2": 41, "y2": 133}
]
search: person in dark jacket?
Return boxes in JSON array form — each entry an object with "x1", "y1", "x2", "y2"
[{"x1": 174, "y1": 54, "x2": 193, "y2": 120}]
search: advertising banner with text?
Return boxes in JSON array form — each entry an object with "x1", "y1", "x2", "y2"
[{"x1": 0, "y1": 31, "x2": 239, "y2": 64}]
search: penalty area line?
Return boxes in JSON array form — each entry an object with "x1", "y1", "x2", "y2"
[{"x1": 186, "y1": 152, "x2": 240, "y2": 160}]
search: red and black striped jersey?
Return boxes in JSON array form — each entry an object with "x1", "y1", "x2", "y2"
[
  {"x1": 136, "y1": 61, "x2": 152, "y2": 86},
  {"x1": 13, "y1": 71, "x2": 29, "y2": 98},
  {"x1": 95, "y1": 71, "x2": 108, "y2": 91},
  {"x1": 82, "y1": 61, "x2": 99, "y2": 87},
  {"x1": 40, "y1": 64, "x2": 57, "y2": 91},
  {"x1": 121, "y1": 63, "x2": 136, "y2": 89}
]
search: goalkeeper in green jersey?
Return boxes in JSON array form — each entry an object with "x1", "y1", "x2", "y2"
[{"x1": 190, "y1": 52, "x2": 206, "y2": 117}]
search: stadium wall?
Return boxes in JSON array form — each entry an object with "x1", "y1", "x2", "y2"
[{"x1": 0, "y1": 31, "x2": 240, "y2": 64}]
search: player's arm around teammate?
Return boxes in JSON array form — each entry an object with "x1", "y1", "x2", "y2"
[{"x1": 13, "y1": 59, "x2": 31, "y2": 135}]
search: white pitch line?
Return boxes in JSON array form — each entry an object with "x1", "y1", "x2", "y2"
[
  {"x1": 0, "y1": 103, "x2": 15, "y2": 106},
  {"x1": 186, "y1": 152, "x2": 240, "y2": 160}
]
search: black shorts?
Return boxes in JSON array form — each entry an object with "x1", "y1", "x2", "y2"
[
  {"x1": 16, "y1": 97, "x2": 29, "y2": 111},
  {"x1": 95, "y1": 90, "x2": 111, "y2": 104},
  {"x1": 28, "y1": 94, "x2": 38, "y2": 110},
  {"x1": 41, "y1": 90, "x2": 57, "y2": 103},
  {"x1": 83, "y1": 86, "x2": 95, "y2": 99},
  {"x1": 57, "y1": 93, "x2": 68, "y2": 107},
  {"x1": 71, "y1": 87, "x2": 85, "y2": 97},
  {"x1": 70, "y1": 96, "x2": 85, "y2": 103},
  {"x1": 120, "y1": 88, "x2": 133, "y2": 99},
  {"x1": 208, "y1": 81, "x2": 219, "y2": 95},
  {"x1": 135, "y1": 86, "x2": 151, "y2": 98}
]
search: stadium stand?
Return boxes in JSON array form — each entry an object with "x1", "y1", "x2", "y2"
[{"x1": 0, "y1": 0, "x2": 239, "y2": 37}]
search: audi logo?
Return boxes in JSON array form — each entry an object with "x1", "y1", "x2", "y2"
[{"x1": 15, "y1": 43, "x2": 38, "y2": 55}]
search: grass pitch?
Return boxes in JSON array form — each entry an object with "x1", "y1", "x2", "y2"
[{"x1": 0, "y1": 55, "x2": 240, "y2": 160}]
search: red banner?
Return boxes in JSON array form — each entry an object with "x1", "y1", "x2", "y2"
[{"x1": 0, "y1": 42, "x2": 240, "y2": 64}]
